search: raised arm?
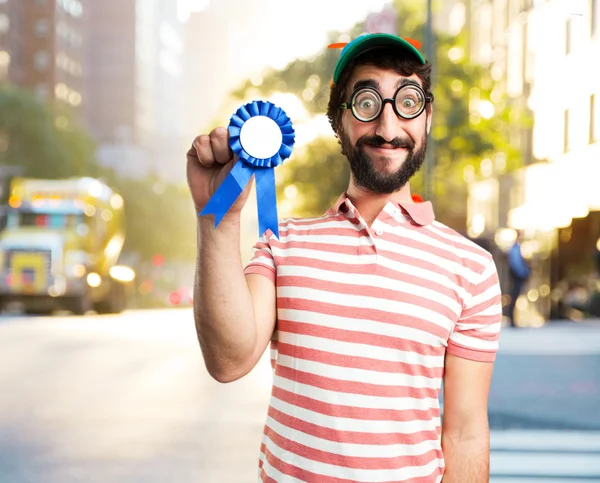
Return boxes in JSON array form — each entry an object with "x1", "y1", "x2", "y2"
[{"x1": 187, "y1": 128, "x2": 277, "y2": 383}]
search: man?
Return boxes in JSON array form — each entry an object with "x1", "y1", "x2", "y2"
[
  {"x1": 187, "y1": 33, "x2": 502, "y2": 483},
  {"x1": 506, "y1": 232, "x2": 531, "y2": 327}
]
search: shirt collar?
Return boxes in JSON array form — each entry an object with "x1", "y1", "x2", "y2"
[{"x1": 327, "y1": 193, "x2": 435, "y2": 226}]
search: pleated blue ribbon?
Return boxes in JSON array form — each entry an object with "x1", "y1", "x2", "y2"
[{"x1": 199, "y1": 100, "x2": 295, "y2": 239}]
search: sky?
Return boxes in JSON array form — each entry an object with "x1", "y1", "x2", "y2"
[{"x1": 178, "y1": 0, "x2": 391, "y2": 73}]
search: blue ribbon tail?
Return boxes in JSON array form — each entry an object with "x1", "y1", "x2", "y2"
[
  {"x1": 199, "y1": 162, "x2": 254, "y2": 227},
  {"x1": 255, "y1": 168, "x2": 279, "y2": 239}
]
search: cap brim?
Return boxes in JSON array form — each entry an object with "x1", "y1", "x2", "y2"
[{"x1": 333, "y1": 34, "x2": 426, "y2": 84}]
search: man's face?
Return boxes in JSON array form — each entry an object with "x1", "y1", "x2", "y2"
[{"x1": 338, "y1": 64, "x2": 432, "y2": 194}]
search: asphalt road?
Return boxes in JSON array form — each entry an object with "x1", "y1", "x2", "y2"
[{"x1": 0, "y1": 310, "x2": 598, "y2": 483}]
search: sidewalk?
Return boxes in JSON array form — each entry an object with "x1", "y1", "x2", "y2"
[{"x1": 489, "y1": 319, "x2": 600, "y2": 431}]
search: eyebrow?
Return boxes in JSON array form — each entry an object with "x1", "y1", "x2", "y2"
[{"x1": 351, "y1": 77, "x2": 423, "y2": 92}]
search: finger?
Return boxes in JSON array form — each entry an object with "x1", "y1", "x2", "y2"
[
  {"x1": 209, "y1": 127, "x2": 233, "y2": 165},
  {"x1": 193, "y1": 134, "x2": 216, "y2": 168}
]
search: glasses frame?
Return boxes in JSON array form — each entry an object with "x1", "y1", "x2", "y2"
[{"x1": 339, "y1": 84, "x2": 434, "y2": 122}]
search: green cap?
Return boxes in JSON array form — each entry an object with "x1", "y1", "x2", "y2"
[{"x1": 332, "y1": 33, "x2": 426, "y2": 85}]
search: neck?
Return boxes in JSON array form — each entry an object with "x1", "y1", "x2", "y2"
[{"x1": 346, "y1": 181, "x2": 413, "y2": 226}]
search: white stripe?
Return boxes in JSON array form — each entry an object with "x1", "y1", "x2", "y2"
[
  {"x1": 458, "y1": 303, "x2": 502, "y2": 324},
  {"x1": 277, "y1": 354, "x2": 441, "y2": 390},
  {"x1": 391, "y1": 223, "x2": 490, "y2": 266},
  {"x1": 273, "y1": 374, "x2": 440, "y2": 411},
  {"x1": 478, "y1": 321, "x2": 502, "y2": 334},
  {"x1": 277, "y1": 331, "x2": 446, "y2": 367},
  {"x1": 278, "y1": 308, "x2": 449, "y2": 349},
  {"x1": 259, "y1": 453, "x2": 306, "y2": 482},
  {"x1": 428, "y1": 221, "x2": 491, "y2": 254},
  {"x1": 280, "y1": 232, "x2": 375, "y2": 248},
  {"x1": 376, "y1": 241, "x2": 482, "y2": 285},
  {"x1": 468, "y1": 282, "x2": 501, "y2": 307},
  {"x1": 375, "y1": 255, "x2": 471, "y2": 297},
  {"x1": 270, "y1": 395, "x2": 441, "y2": 436},
  {"x1": 265, "y1": 415, "x2": 440, "y2": 458},
  {"x1": 270, "y1": 245, "x2": 472, "y2": 299},
  {"x1": 246, "y1": 257, "x2": 275, "y2": 272},
  {"x1": 277, "y1": 265, "x2": 463, "y2": 315},
  {"x1": 275, "y1": 246, "x2": 375, "y2": 264},
  {"x1": 262, "y1": 434, "x2": 444, "y2": 482},
  {"x1": 280, "y1": 217, "x2": 353, "y2": 233},
  {"x1": 277, "y1": 286, "x2": 454, "y2": 331}
]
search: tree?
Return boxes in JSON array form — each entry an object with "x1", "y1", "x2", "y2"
[
  {"x1": 104, "y1": 174, "x2": 198, "y2": 262},
  {"x1": 0, "y1": 85, "x2": 97, "y2": 180},
  {"x1": 227, "y1": 2, "x2": 528, "y2": 230},
  {"x1": 0, "y1": 85, "x2": 197, "y2": 263}
]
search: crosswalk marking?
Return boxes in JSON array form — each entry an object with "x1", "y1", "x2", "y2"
[{"x1": 491, "y1": 430, "x2": 600, "y2": 482}]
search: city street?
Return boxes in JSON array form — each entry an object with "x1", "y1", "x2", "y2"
[{"x1": 0, "y1": 309, "x2": 598, "y2": 483}]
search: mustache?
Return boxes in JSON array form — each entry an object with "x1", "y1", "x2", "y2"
[{"x1": 356, "y1": 135, "x2": 415, "y2": 150}]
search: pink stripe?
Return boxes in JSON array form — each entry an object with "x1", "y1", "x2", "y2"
[
  {"x1": 428, "y1": 224, "x2": 492, "y2": 255},
  {"x1": 277, "y1": 275, "x2": 458, "y2": 321},
  {"x1": 272, "y1": 386, "x2": 441, "y2": 423},
  {"x1": 268, "y1": 405, "x2": 440, "y2": 446},
  {"x1": 282, "y1": 224, "x2": 370, "y2": 239},
  {"x1": 276, "y1": 365, "x2": 439, "y2": 399},
  {"x1": 274, "y1": 256, "x2": 461, "y2": 301},
  {"x1": 277, "y1": 342, "x2": 444, "y2": 379},
  {"x1": 278, "y1": 319, "x2": 446, "y2": 357},
  {"x1": 446, "y1": 341, "x2": 496, "y2": 362},
  {"x1": 271, "y1": 238, "x2": 377, "y2": 256},
  {"x1": 278, "y1": 300, "x2": 451, "y2": 341},
  {"x1": 264, "y1": 424, "x2": 441, "y2": 470},
  {"x1": 260, "y1": 444, "x2": 444, "y2": 482},
  {"x1": 460, "y1": 295, "x2": 502, "y2": 320},
  {"x1": 383, "y1": 231, "x2": 486, "y2": 274}
]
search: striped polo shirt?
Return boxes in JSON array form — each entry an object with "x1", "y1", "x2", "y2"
[{"x1": 244, "y1": 194, "x2": 502, "y2": 483}]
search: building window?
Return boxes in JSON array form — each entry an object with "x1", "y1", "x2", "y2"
[
  {"x1": 592, "y1": 94, "x2": 598, "y2": 143},
  {"x1": 592, "y1": 0, "x2": 598, "y2": 37},
  {"x1": 0, "y1": 13, "x2": 9, "y2": 35},
  {"x1": 35, "y1": 19, "x2": 50, "y2": 38},
  {"x1": 564, "y1": 108, "x2": 570, "y2": 152},
  {"x1": 0, "y1": 50, "x2": 9, "y2": 80},
  {"x1": 35, "y1": 83, "x2": 49, "y2": 101},
  {"x1": 34, "y1": 50, "x2": 50, "y2": 71},
  {"x1": 566, "y1": 18, "x2": 572, "y2": 55}
]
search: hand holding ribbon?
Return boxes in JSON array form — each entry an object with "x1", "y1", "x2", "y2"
[{"x1": 199, "y1": 101, "x2": 295, "y2": 239}]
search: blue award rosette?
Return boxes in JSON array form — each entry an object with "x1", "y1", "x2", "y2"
[{"x1": 199, "y1": 100, "x2": 295, "y2": 239}]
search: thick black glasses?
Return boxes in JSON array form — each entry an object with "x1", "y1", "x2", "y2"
[{"x1": 339, "y1": 84, "x2": 434, "y2": 122}]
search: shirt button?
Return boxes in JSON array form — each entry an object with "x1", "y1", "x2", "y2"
[
  {"x1": 391, "y1": 208, "x2": 399, "y2": 216},
  {"x1": 375, "y1": 229, "x2": 383, "y2": 236}
]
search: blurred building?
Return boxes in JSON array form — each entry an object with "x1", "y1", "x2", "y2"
[
  {"x1": 467, "y1": 0, "x2": 600, "y2": 323},
  {"x1": 86, "y1": 0, "x2": 186, "y2": 183},
  {"x1": 0, "y1": 0, "x2": 85, "y2": 114}
]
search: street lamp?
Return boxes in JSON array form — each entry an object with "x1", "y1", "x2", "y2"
[{"x1": 424, "y1": 0, "x2": 435, "y2": 204}]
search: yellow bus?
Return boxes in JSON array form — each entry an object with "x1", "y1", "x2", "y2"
[{"x1": 0, "y1": 177, "x2": 135, "y2": 315}]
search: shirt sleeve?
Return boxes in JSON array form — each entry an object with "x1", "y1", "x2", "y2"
[
  {"x1": 244, "y1": 231, "x2": 277, "y2": 283},
  {"x1": 447, "y1": 258, "x2": 503, "y2": 362}
]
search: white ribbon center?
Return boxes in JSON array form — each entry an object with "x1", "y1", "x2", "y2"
[{"x1": 239, "y1": 115, "x2": 282, "y2": 159}]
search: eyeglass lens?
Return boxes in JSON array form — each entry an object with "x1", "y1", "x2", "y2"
[{"x1": 352, "y1": 86, "x2": 425, "y2": 121}]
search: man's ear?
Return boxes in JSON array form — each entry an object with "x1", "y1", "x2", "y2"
[{"x1": 426, "y1": 106, "x2": 433, "y2": 135}]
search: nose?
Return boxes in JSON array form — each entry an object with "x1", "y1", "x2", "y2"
[{"x1": 375, "y1": 101, "x2": 400, "y2": 142}]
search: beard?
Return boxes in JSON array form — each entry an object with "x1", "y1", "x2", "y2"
[{"x1": 340, "y1": 128, "x2": 428, "y2": 194}]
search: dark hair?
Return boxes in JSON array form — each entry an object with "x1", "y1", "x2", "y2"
[{"x1": 326, "y1": 48, "x2": 433, "y2": 135}]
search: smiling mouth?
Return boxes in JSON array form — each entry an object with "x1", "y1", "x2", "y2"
[{"x1": 365, "y1": 144, "x2": 408, "y2": 152}]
